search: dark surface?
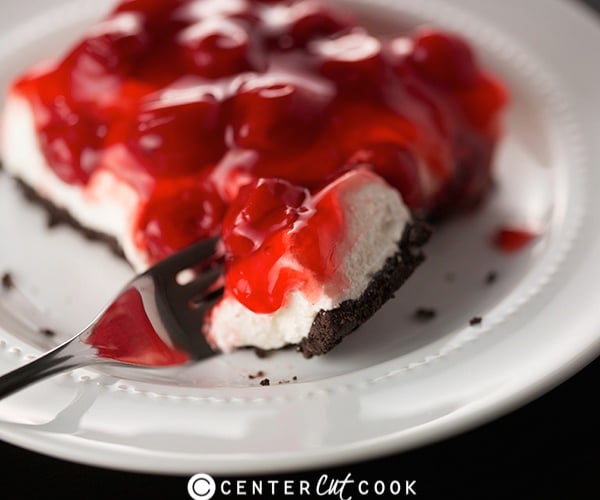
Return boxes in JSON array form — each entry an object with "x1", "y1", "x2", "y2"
[{"x1": 2, "y1": 0, "x2": 600, "y2": 498}]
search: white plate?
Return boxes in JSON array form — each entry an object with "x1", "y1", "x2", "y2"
[{"x1": 1, "y1": 0, "x2": 599, "y2": 475}]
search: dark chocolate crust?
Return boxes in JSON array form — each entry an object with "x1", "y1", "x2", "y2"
[
  {"x1": 298, "y1": 221, "x2": 431, "y2": 357},
  {"x1": 14, "y1": 177, "x2": 125, "y2": 260}
]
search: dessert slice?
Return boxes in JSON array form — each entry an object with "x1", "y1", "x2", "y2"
[
  {"x1": 208, "y1": 169, "x2": 429, "y2": 356},
  {"x1": 0, "y1": 0, "x2": 507, "y2": 356}
]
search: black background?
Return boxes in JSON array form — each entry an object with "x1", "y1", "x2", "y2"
[{"x1": 2, "y1": 1, "x2": 600, "y2": 498}]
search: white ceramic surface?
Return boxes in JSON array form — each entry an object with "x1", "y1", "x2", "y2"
[{"x1": 0, "y1": 0, "x2": 599, "y2": 475}]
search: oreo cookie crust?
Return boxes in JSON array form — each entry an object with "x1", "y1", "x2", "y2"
[
  {"x1": 14, "y1": 176, "x2": 125, "y2": 259},
  {"x1": 298, "y1": 221, "x2": 431, "y2": 357}
]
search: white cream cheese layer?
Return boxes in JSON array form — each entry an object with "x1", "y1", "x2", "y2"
[{"x1": 0, "y1": 92, "x2": 149, "y2": 270}]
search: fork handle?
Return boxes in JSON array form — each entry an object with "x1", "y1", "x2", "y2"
[{"x1": 0, "y1": 335, "x2": 105, "y2": 400}]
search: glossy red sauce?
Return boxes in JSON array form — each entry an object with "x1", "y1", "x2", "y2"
[
  {"x1": 221, "y1": 171, "x2": 359, "y2": 312},
  {"x1": 493, "y1": 226, "x2": 538, "y2": 253},
  {"x1": 86, "y1": 287, "x2": 189, "y2": 365},
  {"x1": 13, "y1": 0, "x2": 507, "y2": 313}
]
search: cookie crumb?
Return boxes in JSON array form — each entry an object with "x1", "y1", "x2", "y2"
[
  {"x1": 248, "y1": 370, "x2": 265, "y2": 380},
  {"x1": 260, "y1": 378, "x2": 270, "y2": 386},
  {"x1": 292, "y1": 376, "x2": 298, "y2": 381},
  {"x1": 47, "y1": 212, "x2": 62, "y2": 229},
  {"x1": 485, "y1": 271, "x2": 498, "y2": 285},
  {"x1": 278, "y1": 380, "x2": 290, "y2": 385},
  {"x1": 414, "y1": 307, "x2": 437, "y2": 322},
  {"x1": 469, "y1": 316, "x2": 483, "y2": 326},
  {"x1": 39, "y1": 328, "x2": 56, "y2": 337},
  {"x1": 2, "y1": 272, "x2": 15, "y2": 290}
]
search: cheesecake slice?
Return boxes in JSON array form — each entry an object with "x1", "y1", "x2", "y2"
[
  {"x1": 208, "y1": 168, "x2": 429, "y2": 356},
  {"x1": 0, "y1": 0, "x2": 507, "y2": 357}
]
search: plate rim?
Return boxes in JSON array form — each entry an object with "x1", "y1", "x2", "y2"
[{"x1": 1, "y1": 0, "x2": 600, "y2": 474}]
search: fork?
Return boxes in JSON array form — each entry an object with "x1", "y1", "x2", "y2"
[{"x1": 0, "y1": 237, "x2": 223, "y2": 400}]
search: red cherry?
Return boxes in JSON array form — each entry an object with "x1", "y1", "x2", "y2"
[
  {"x1": 455, "y1": 74, "x2": 509, "y2": 129},
  {"x1": 111, "y1": 0, "x2": 188, "y2": 40},
  {"x1": 222, "y1": 178, "x2": 309, "y2": 256},
  {"x1": 116, "y1": 87, "x2": 225, "y2": 177},
  {"x1": 136, "y1": 176, "x2": 226, "y2": 262},
  {"x1": 222, "y1": 177, "x2": 310, "y2": 313},
  {"x1": 286, "y1": 0, "x2": 354, "y2": 47},
  {"x1": 230, "y1": 73, "x2": 334, "y2": 150},
  {"x1": 112, "y1": 0, "x2": 184, "y2": 19},
  {"x1": 178, "y1": 18, "x2": 259, "y2": 78},
  {"x1": 39, "y1": 119, "x2": 103, "y2": 185},
  {"x1": 346, "y1": 143, "x2": 423, "y2": 209},
  {"x1": 64, "y1": 13, "x2": 150, "y2": 106},
  {"x1": 410, "y1": 30, "x2": 478, "y2": 89},
  {"x1": 312, "y1": 30, "x2": 384, "y2": 88},
  {"x1": 113, "y1": 0, "x2": 190, "y2": 62},
  {"x1": 27, "y1": 89, "x2": 103, "y2": 185}
]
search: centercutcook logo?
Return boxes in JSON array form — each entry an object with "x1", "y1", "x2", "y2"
[
  {"x1": 188, "y1": 473, "x2": 217, "y2": 499},
  {"x1": 187, "y1": 473, "x2": 417, "y2": 499}
]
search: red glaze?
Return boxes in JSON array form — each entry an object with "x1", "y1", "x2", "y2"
[
  {"x1": 86, "y1": 287, "x2": 189, "y2": 365},
  {"x1": 13, "y1": 0, "x2": 508, "y2": 315},
  {"x1": 493, "y1": 227, "x2": 538, "y2": 253},
  {"x1": 410, "y1": 30, "x2": 478, "y2": 90},
  {"x1": 222, "y1": 178, "x2": 314, "y2": 312},
  {"x1": 221, "y1": 172, "x2": 356, "y2": 313}
]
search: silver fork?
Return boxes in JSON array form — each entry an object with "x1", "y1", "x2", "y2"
[{"x1": 0, "y1": 237, "x2": 223, "y2": 400}]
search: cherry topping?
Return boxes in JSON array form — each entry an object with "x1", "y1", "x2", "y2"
[
  {"x1": 456, "y1": 74, "x2": 509, "y2": 129},
  {"x1": 178, "y1": 18, "x2": 259, "y2": 77},
  {"x1": 312, "y1": 30, "x2": 384, "y2": 88},
  {"x1": 112, "y1": 0, "x2": 183, "y2": 18},
  {"x1": 230, "y1": 73, "x2": 334, "y2": 150},
  {"x1": 137, "y1": 175, "x2": 226, "y2": 262},
  {"x1": 13, "y1": 0, "x2": 508, "y2": 285},
  {"x1": 22, "y1": 74, "x2": 105, "y2": 185},
  {"x1": 115, "y1": 87, "x2": 225, "y2": 177},
  {"x1": 346, "y1": 143, "x2": 423, "y2": 209},
  {"x1": 286, "y1": 0, "x2": 354, "y2": 47},
  {"x1": 223, "y1": 178, "x2": 309, "y2": 256},
  {"x1": 410, "y1": 30, "x2": 478, "y2": 89},
  {"x1": 222, "y1": 178, "x2": 311, "y2": 312},
  {"x1": 64, "y1": 13, "x2": 150, "y2": 107},
  {"x1": 38, "y1": 117, "x2": 103, "y2": 185}
]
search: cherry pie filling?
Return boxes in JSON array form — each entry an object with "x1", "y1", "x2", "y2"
[{"x1": 10, "y1": 0, "x2": 507, "y2": 321}]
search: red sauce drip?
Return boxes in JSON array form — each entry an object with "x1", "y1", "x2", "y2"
[
  {"x1": 13, "y1": 0, "x2": 508, "y2": 315},
  {"x1": 221, "y1": 175, "x2": 348, "y2": 312},
  {"x1": 86, "y1": 287, "x2": 189, "y2": 365},
  {"x1": 493, "y1": 227, "x2": 538, "y2": 253}
]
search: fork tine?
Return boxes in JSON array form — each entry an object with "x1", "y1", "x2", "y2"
[
  {"x1": 0, "y1": 239, "x2": 227, "y2": 397},
  {"x1": 181, "y1": 265, "x2": 223, "y2": 298},
  {"x1": 153, "y1": 281, "x2": 223, "y2": 358},
  {"x1": 146, "y1": 237, "x2": 221, "y2": 277}
]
